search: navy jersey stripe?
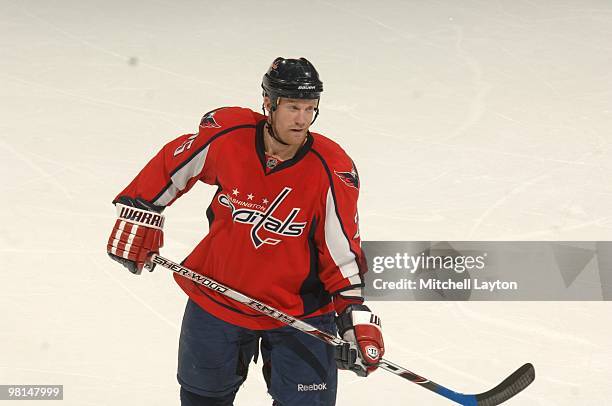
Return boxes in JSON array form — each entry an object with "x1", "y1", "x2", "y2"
[
  {"x1": 206, "y1": 179, "x2": 222, "y2": 228},
  {"x1": 300, "y1": 215, "x2": 332, "y2": 315}
]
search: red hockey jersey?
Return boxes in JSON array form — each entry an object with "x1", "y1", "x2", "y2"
[{"x1": 115, "y1": 107, "x2": 366, "y2": 329}]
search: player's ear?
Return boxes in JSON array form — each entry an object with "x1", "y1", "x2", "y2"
[{"x1": 263, "y1": 96, "x2": 272, "y2": 113}]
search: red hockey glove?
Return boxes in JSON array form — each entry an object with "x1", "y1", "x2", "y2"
[
  {"x1": 107, "y1": 197, "x2": 165, "y2": 275},
  {"x1": 335, "y1": 304, "x2": 385, "y2": 377}
]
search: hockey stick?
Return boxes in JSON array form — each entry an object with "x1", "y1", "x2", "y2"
[{"x1": 150, "y1": 254, "x2": 535, "y2": 405}]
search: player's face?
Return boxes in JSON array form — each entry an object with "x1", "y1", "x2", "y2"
[{"x1": 267, "y1": 97, "x2": 318, "y2": 145}]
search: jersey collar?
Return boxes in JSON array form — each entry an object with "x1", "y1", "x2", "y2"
[{"x1": 255, "y1": 119, "x2": 313, "y2": 175}]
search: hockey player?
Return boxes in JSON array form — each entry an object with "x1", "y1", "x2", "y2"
[{"x1": 107, "y1": 57, "x2": 385, "y2": 406}]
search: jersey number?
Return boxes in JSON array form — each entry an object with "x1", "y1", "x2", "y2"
[{"x1": 174, "y1": 134, "x2": 198, "y2": 156}]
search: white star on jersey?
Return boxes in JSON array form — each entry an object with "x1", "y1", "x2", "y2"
[
  {"x1": 247, "y1": 193, "x2": 254, "y2": 200},
  {"x1": 232, "y1": 188, "x2": 239, "y2": 196}
]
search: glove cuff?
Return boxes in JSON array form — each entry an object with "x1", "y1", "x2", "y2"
[
  {"x1": 335, "y1": 304, "x2": 372, "y2": 337},
  {"x1": 115, "y1": 203, "x2": 165, "y2": 230}
]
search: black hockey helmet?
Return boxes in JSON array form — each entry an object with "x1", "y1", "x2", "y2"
[{"x1": 262, "y1": 57, "x2": 323, "y2": 111}]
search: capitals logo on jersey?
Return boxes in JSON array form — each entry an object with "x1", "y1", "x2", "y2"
[
  {"x1": 218, "y1": 187, "x2": 307, "y2": 249},
  {"x1": 200, "y1": 111, "x2": 221, "y2": 129},
  {"x1": 334, "y1": 165, "x2": 359, "y2": 189}
]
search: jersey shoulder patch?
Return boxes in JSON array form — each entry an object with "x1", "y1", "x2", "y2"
[
  {"x1": 198, "y1": 107, "x2": 258, "y2": 134},
  {"x1": 199, "y1": 110, "x2": 222, "y2": 128},
  {"x1": 311, "y1": 132, "x2": 359, "y2": 189},
  {"x1": 334, "y1": 165, "x2": 359, "y2": 189}
]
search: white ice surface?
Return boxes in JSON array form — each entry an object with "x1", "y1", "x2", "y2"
[{"x1": 1, "y1": 0, "x2": 611, "y2": 405}]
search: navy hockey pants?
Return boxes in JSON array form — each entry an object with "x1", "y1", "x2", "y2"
[{"x1": 178, "y1": 299, "x2": 338, "y2": 406}]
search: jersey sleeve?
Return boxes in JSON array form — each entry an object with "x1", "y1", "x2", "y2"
[
  {"x1": 314, "y1": 154, "x2": 368, "y2": 314},
  {"x1": 113, "y1": 117, "x2": 220, "y2": 208}
]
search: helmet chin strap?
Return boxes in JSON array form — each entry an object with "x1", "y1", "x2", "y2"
[{"x1": 266, "y1": 109, "x2": 290, "y2": 146}]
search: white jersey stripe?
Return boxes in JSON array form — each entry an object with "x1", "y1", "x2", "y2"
[
  {"x1": 324, "y1": 187, "x2": 360, "y2": 280},
  {"x1": 154, "y1": 144, "x2": 210, "y2": 206},
  {"x1": 339, "y1": 287, "x2": 363, "y2": 298}
]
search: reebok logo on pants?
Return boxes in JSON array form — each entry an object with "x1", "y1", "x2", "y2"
[{"x1": 297, "y1": 383, "x2": 327, "y2": 391}]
